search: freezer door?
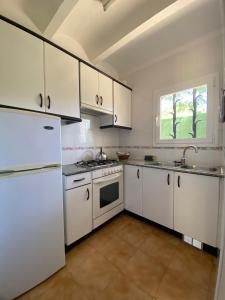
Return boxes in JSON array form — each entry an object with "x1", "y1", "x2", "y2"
[
  {"x1": 0, "y1": 109, "x2": 62, "y2": 170},
  {"x1": 0, "y1": 167, "x2": 65, "y2": 300}
]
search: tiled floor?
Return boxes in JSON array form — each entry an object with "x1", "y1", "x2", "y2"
[{"x1": 18, "y1": 213, "x2": 218, "y2": 300}]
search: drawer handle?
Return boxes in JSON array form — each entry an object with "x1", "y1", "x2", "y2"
[
  {"x1": 87, "y1": 188, "x2": 90, "y2": 200},
  {"x1": 96, "y1": 95, "x2": 99, "y2": 105},
  {"x1": 100, "y1": 96, "x2": 103, "y2": 106},
  {"x1": 178, "y1": 175, "x2": 181, "y2": 188},
  {"x1": 73, "y1": 178, "x2": 85, "y2": 182}
]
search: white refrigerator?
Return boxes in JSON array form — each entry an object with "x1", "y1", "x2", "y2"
[{"x1": 0, "y1": 109, "x2": 65, "y2": 300}]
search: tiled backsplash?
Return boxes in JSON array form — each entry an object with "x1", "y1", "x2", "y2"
[
  {"x1": 61, "y1": 114, "x2": 120, "y2": 165},
  {"x1": 119, "y1": 146, "x2": 223, "y2": 167}
]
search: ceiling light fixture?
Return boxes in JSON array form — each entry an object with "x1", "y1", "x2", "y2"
[{"x1": 101, "y1": 0, "x2": 116, "y2": 11}]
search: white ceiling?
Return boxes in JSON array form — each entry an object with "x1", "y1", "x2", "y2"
[
  {"x1": 0, "y1": 0, "x2": 223, "y2": 78},
  {"x1": 0, "y1": 0, "x2": 64, "y2": 32},
  {"x1": 58, "y1": 0, "x2": 177, "y2": 60},
  {"x1": 104, "y1": 0, "x2": 222, "y2": 76}
]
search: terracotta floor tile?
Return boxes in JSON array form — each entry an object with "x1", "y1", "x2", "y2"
[
  {"x1": 156, "y1": 269, "x2": 209, "y2": 300},
  {"x1": 95, "y1": 273, "x2": 154, "y2": 300},
  {"x1": 169, "y1": 242, "x2": 214, "y2": 289},
  {"x1": 85, "y1": 227, "x2": 111, "y2": 251},
  {"x1": 140, "y1": 233, "x2": 177, "y2": 266},
  {"x1": 16, "y1": 213, "x2": 218, "y2": 300},
  {"x1": 117, "y1": 221, "x2": 152, "y2": 248},
  {"x1": 17, "y1": 268, "x2": 88, "y2": 300},
  {"x1": 123, "y1": 249, "x2": 167, "y2": 297},
  {"x1": 98, "y1": 235, "x2": 138, "y2": 271},
  {"x1": 67, "y1": 250, "x2": 121, "y2": 297},
  {"x1": 66, "y1": 239, "x2": 97, "y2": 269},
  {"x1": 150, "y1": 226, "x2": 182, "y2": 247}
]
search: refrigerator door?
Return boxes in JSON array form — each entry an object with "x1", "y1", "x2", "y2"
[
  {"x1": 0, "y1": 167, "x2": 65, "y2": 300},
  {"x1": 0, "y1": 108, "x2": 62, "y2": 171}
]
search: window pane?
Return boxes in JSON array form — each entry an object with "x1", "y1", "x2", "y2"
[
  {"x1": 159, "y1": 84, "x2": 207, "y2": 140},
  {"x1": 160, "y1": 94, "x2": 173, "y2": 140}
]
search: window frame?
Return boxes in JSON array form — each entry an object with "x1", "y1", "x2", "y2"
[{"x1": 153, "y1": 73, "x2": 219, "y2": 146}]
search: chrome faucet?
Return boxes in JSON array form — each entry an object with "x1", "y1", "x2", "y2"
[{"x1": 181, "y1": 145, "x2": 198, "y2": 166}]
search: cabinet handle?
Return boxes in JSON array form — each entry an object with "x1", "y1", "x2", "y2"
[
  {"x1": 39, "y1": 93, "x2": 43, "y2": 107},
  {"x1": 137, "y1": 169, "x2": 140, "y2": 179},
  {"x1": 47, "y1": 95, "x2": 51, "y2": 109},
  {"x1": 115, "y1": 114, "x2": 117, "y2": 123},
  {"x1": 96, "y1": 95, "x2": 99, "y2": 105},
  {"x1": 167, "y1": 174, "x2": 170, "y2": 185},
  {"x1": 100, "y1": 96, "x2": 103, "y2": 106},
  {"x1": 87, "y1": 188, "x2": 90, "y2": 200},
  {"x1": 178, "y1": 175, "x2": 181, "y2": 188},
  {"x1": 73, "y1": 178, "x2": 85, "y2": 182}
]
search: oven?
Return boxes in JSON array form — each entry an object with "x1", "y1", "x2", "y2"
[{"x1": 93, "y1": 170, "x2": 123, "y2": 219}]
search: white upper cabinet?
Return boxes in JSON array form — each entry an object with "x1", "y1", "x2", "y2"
[
  {"x1": 174, "y1": 172, "x2": 219, "y2": 247},
  {"x1": 114, "y1": 82, "x2": 131, "y2": 128},
  {"x1": 98, "y1": 73, "x2": 113, "y2": 112},
  {"x1": 0, "y1": 21, "x2": 45, "y2": 112},
  {"x1": 124, "y1": 165, "x2": 142, "y2": 215},
  {"x1": 80, "y1": 63, "x2": 99, "y2": 108},
  {"x1": 80, "y1": 63, "x2": 113, "y2": 114},
  {"x1": 143, "y1": 168, "x2": 174, "y2": 229},
  {"x1": 44, "y1": 44, "x2": 80, "y2": 118}
]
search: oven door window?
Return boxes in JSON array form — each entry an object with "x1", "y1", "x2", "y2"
[{"x1": 100, "y1": 182, "x2": 119, "y2": 208}]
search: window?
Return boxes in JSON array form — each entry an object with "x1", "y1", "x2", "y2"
[
  {"x1": 154, "y1": 74, "x2": 218, "y2": 145},
  {"x1": 160, "y1": 84, "x2": 207, "y2": 140}
]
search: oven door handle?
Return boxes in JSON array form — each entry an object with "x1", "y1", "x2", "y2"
[{"x1": 93, "y1": 173, "x2": 122, "y2": 184}]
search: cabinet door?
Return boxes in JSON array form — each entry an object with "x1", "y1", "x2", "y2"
[
  {"x1": 80, "y1": 63, "x2": 99, "y2": 108},
  {"x1": 98, "y1": 73, "x2": 113, "y2": 113},
  {"x1": 143, "y1": 168, "x2": 174, "y2": 229},
  {"x1": 64, "y1": 184, "x2": 92, "y2": 246},
  {"x1": 174, "y1": 172, "x2": 219, "y2": 246},
  {"x1": 114, "y1": 82, "x2": 131, "y2": 127},
  {"x1": 124, "y1": 165, "x2": 142, "y2": 215},
  {"x1": 44, "y1": 44, "x2": 80, "y2": 118},
  {"x1": 0, "y1": 21, "x2": 44, "y2": 111}
]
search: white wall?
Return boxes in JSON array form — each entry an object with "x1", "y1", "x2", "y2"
[
  {"x1": 61, "y1": 114, "x2": 120, "y2": 165},
  {"x1": 119, "y1": 34, "x2": 223, "y2": 166}
]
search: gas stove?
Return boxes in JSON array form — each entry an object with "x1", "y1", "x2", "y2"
[
  {"x1": 75, "y1": 159, "x2": 118, "y2": 169},
  {"x1": 62, "y1": 159, "x2": 121, "y2": 176}
]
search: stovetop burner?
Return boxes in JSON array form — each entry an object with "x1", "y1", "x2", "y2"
[{"x1": 75, "y1": 159, "x2": 118, "y2": 169}]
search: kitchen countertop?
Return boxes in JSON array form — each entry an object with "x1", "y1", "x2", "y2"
[
  {"x1": 125, "y1": 160, "x2": 225, "y2": 178},
  {"x1": 62, "y1": 162, "x2": 122, "y2": 176},
  {"x1": 62, "y1": 160, "x2": 224, "y2": 178}
]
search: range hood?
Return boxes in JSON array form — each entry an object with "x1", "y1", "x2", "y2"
[{"x1": 81, "y1": 103, "x2": 113, "y2": 117}]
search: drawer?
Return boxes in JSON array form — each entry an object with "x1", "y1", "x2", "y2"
[{"x1": 64, "y1": 172, "x2": 91, "y2": 190}]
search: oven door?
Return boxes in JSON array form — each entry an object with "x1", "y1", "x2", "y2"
[{"x1": 93, "y1": 172, "x2": 123, "y2": 219}]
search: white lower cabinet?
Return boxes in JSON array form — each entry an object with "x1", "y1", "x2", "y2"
[
  {"x1": 174, "y1": 172, "x2": 219, "y2": 247},
  {"x1": 64, "y1": 183, "x2": 92, "y2": 246},
  {"x1": 143, "y1": 168, "x2": 174, "y2": 229},
  {"x1": 124, "y1": 165, "x2": 220, "y2": 247},
  {"x1": 124, "y1": 165, "x2": 142, "y2": 215}
]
